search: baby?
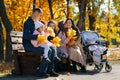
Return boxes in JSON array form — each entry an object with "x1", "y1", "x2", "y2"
[{"x1": 31, "y1": 21, "x2": 60, "y2": 62}]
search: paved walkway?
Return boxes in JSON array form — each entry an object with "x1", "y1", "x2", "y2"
[{"x1": 0, "y1": 61, "x2": 120, "y2": 80}]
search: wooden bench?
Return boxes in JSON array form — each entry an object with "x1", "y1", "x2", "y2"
[{"x1": 11, "y1": 31, "x2": 42, "y2": 75}]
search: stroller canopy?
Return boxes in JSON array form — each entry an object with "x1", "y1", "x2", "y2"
[{"x1": 81, "y1": 31, "x2": 99, "y2": 46}]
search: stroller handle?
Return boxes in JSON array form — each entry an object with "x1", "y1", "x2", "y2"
[{"x1": 85, "y1": 43, "x2": 98, "y2": 47}]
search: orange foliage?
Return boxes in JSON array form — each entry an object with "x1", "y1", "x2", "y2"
[
  {"x1": 4, "y1": 0, "x2": 71, "y2": 31},
  {"x1": 51, "y1": 36, "x2": 61, "y2": 47},
  {"x1": 46, "y1": 27, "x2": 55, "y2": 37},
  {"x1": 37, "y1": 34, "x2": 47, "y2": 44},
  {"x1": 67, "y1": 28, "x2": 76, "y2": 39}
]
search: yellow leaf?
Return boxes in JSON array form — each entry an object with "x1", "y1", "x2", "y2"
[
  {"x1": 37, "y1": 34, "x2": 47, "y2": 44},
  {"x1": 51, "y1": 37, "x2": 61, "y2": 47},
  {"x1": 47, "y1": 27, "x2": 55, "y2": 37},
  {"x1": 67, "y1": 28, "x2": 76, "y2": 39}
]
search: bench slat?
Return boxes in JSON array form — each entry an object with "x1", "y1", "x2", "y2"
[
  {"x1": 12, "y1": 44, "x2": 24, "y2": 50},
  {"x1": 11, "y1": 37, "x2": 22, "y2": 43},
  {"x1": 10, "y1": 31, "x2": 23, "y2": 37},
  {"x1": 18, "y1": 50, "x2": 25, "y2": 53}
]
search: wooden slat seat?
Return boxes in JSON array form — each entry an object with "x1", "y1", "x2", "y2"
[{"x1": 11, "y1": 31, "x2": 42, "y2": 75}]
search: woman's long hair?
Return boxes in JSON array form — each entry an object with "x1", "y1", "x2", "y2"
[
  {"x1": 57, "y1": 20, "x2": 68, "y2": 36},
  {"x1": 65, "y1": 18, "x2": 80, "y2": 38},
  {"x1": 65, "y1": 18, "x2": 76, "y2": 30}
]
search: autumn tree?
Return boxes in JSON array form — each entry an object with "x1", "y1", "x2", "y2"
[
  {"x1": 77, "y1": 0, "x2": 88, "y2": 31},
  {"x1": 87, "y1": 0, "x2": 104, "y2": 30},
  {"x1": 33, "y1": 0, "x2": 36, "y2": 12},
  {"x1": 48, "y1": 0, "x2": 54, "y2": 19},
  {"x1": 0, "y1": 20, "x2": 4, "y2": 60},
  {"x1": 66, "y1": 0, "x2": 70, "y2": 18},
  {"x1": 0, "y1": 0, "x2": 12, "y2": 62}
]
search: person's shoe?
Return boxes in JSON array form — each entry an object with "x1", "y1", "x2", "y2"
[
  {"x1": 48, "y1": 71, "x2": 59, "y2": 77},
  {"x1": 80, "y1": 66, "x2": 87, "y2": 72},
  {"x1": 54, "y1": 57, "x2": 61, "y2": 63},
  {"x1": 46, "y1": 58, "x2": 51, "y2": 63},
  {"x1": 56, "y1": 57, "x2": 61, "y2": 61},
  {"x1": 37, "y1": 73, "x2": 49, "y2": 78}
]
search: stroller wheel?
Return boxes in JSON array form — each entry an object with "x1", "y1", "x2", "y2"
[
  {"x1": 105, "y1": 64, "x2": 112, "y2": 72},
  {"x1": 94, "y1": 63, "x2": 103, "y2": 72}
]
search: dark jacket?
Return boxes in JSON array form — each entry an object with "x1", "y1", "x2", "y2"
[{"x1": 22, "y1": 17, "x2": 38, "y2": 52}]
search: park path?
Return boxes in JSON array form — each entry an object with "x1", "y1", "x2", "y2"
[{"x1": 0, "y1": 61, "x2": 120, "y2": 80}]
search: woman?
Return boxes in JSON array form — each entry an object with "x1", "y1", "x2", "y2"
[
  {"x1": 55, "y1": 21, "x2": 72, "y2": 72},
  {"x1": 65, "y1": 18, "x2": 86, "y2": 72}
]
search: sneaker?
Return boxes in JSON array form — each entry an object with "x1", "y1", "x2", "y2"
[
  {"x1": 55, "y1": 57, "x2": 61, "y2": 62},
  {"x1": 46, "y1": 58, "x2": 51, "y2": 63},
  {"x1": 48, "y1": 71, "x2": 59, "y2": 77}
]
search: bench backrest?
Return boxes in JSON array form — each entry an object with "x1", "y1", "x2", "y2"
[{"x1": 10, "y1": 31, "x2": 24, "y2": 52}]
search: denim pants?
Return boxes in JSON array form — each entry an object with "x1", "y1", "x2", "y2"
[{"x1": 38, "y1": 46, "x2": 56, "y2": 74}]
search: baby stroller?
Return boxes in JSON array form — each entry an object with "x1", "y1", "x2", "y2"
[{"x1": 81, "y1": 31, "x2": 112, "y2": 72}]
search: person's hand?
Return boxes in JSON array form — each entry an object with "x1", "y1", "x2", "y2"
[{"x1": 46, "y1": 27, "x2": 55, "y2": 37}]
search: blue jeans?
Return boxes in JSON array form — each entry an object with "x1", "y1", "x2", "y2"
[{"x1": 38, "y1": 46, "x2": 56, "y2": 74}]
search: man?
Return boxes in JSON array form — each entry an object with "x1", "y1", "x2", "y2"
[{"x1": 23, "y1": 8, "x2": 59, "y2": 78}]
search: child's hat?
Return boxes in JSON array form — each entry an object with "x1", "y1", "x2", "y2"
[{"x1": 34, "y1": 21, "x2": 44, "y2": 29}]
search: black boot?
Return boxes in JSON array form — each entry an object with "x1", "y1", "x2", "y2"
[
  {"x1": 72, "y1": 61, "x2": 78, "y2": 72},
  {"x1": 80, "y1": 65, "x2": 87, "y2": 72}
]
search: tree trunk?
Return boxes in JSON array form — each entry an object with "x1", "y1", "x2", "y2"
[
  {"x1": 48, "y1": 0, "x2": 54, "y2": 19},
  {"x1": 66, "y1": 0, "x2": 70, "y2": 18},
  {"x1": 33, "y1": 0, "x2": 36, "y2": 12},
  {"x1": 0, "y1": 0, "x2": 12, "y2": 62},
  {"x1": 0, "y1": 21, "x2": 4, "y2": 61},
  {"x1": 89, "y1": 15, "x2": 95, "y2": 30},
  {"x1": 88, "y1": 7, "x2": 96, "y2": 30},
  {"x1": 77, "y1": 0, "x2": 88, "y2": 32}
]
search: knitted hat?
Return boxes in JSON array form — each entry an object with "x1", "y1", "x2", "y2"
[{"x1": 34, "y1": 21, "x2": 44, "y2": 30}]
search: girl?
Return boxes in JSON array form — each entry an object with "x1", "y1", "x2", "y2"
[
  {"x1": 57, "y1": 21, "x2": 69, "y2": 58},
  {"x1": 47, "y1": 20, "x2": 58, "y2": 41},
  {"x1": 31, "y1": 21, "x2": 59, "y2": 62}
]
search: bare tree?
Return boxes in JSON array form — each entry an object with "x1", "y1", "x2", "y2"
[{"x1": 0, "y1": 0, "x2": 12, "y2": 62}]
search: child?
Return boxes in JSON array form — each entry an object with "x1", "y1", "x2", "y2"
[
  {"x1": 57, "y1": 21, "x2": 69, "y2": 58},
  {"x1": 31, "y1": 21, "x2": 60, "y2": 62}
]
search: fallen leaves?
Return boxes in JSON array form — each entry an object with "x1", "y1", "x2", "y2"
[{"x1": 66, "y1": 72, "x2": 71, "y2": 76}]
